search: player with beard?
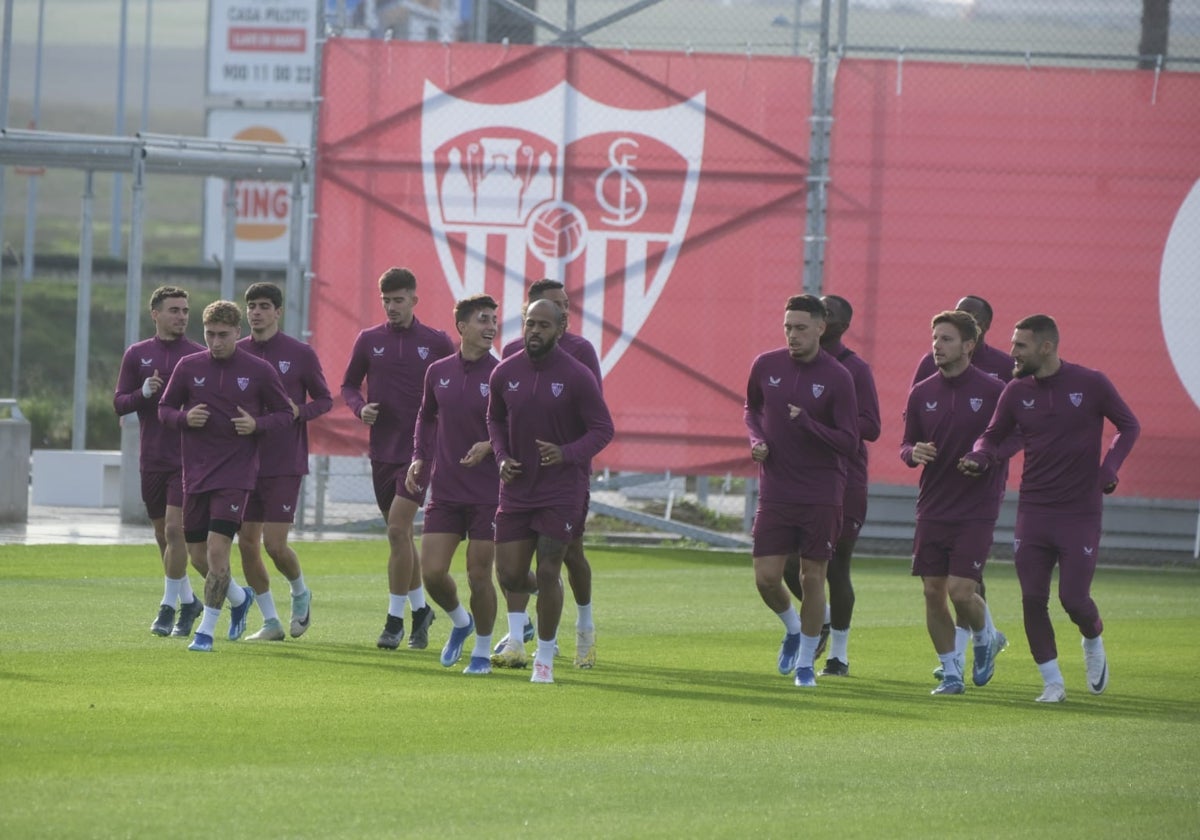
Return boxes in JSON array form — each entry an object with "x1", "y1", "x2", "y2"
[
  {"x1": 744, "y1": 294, "x2": 859, "y2": 689},
  {"x1": 784, "y1": 294, "x2": 881, "y2": 678},
  {"x1": 486, "y1": 299, "x2": 614, "y2": 684},
  {"x1": 960, "y1": 314, "x2": 1139, "y2": 702},
  {"x1": 495, "y1": 279, "x2": 603, "y2": 669},
  {"x1": 114, "y1": 286, "x2": 207, "y2": 638},
  {"x1": 911, "y1": 295, "x2": 1013, "y2": 385},
  {"x1": 406, "y1": 295, "x2": 502, "y2": 675},
  {"x1": 903, "y1": 310, "x2": 1016, "y2": 695}
]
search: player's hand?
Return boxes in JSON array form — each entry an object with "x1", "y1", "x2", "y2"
[
  {"x1": 911, "y1": 441, "x2": 938, "y2": 465},
  {"x1": 460, "y1": 441, "x2": 492, "y2": 467},
  {"x1": 499, "y1": 458, "x2": 522, "y2": 484},
  {"x1": 1102, "y1": 479, "x2": 1118, "y2": 495},
  {"x1": 405, "y1": 460, "x2": 425, "y2": 494},
  {"x1": 956, "y1": 454, "x2": 985, "y2": 476},
  {"x1": 360, "y1": 402, "x2": 380, "y2": 426},
  {"x1": 232, "y1": 406, "x2": 257, "y2": 435},
  {"x1": 751, "y1": 442, "x2": 769, "y2": 463},
  {"x1": 186, "y1": 403, "x2": 210, "y2": 428},
  {"x1": 288, "y1": 398, "x2": 300, "y2": 421},
  {"x1": 536, "y1": 439, "x2": 562, "y2": 467},
  {"x1": 787, "y1": 403, "x2": 803, "y2": 420},
  {"x1": 142, "y1": 369, "x2": 163, "y2": 397}
]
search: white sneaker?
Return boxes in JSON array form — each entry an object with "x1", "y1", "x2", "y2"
[
  {"x1": 531, "y1": 661, "x2": 554, "y2": 684},
  {"x1": 1082, "y1": 637, "x2": 1109, "y2": 695},
  {"x1": 574, "y1": 628, "x2": 596, "y2": 669},
  {"x1": 1036, "y1": 683, "x2": 1067, "y2": 703}
]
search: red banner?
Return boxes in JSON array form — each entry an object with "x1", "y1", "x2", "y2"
[
  {"x1": 311, "y1": 41, "x2": 812, "y2": 474},
  {"x1": 310, "y1": 42, "x2": 1200, "y2": 499},
  {"x1": 824, "y1": 61, "x2": 1200, "y2": 499}
]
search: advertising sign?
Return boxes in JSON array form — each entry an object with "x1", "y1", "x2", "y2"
[{"x1": 207, "y1": 0, "x2": 317, "y2": 100}]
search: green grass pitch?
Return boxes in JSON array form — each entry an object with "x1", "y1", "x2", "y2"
[{"x1": 1, "y1": 542, "x2": 1197, "y2": 838}]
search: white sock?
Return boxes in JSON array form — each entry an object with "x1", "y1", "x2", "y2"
[
  {"x1": 954, "y1": 626, "x2": 970, "y2": 660},
  {"x1": 257, "y1": 589, "x2": 279, "y2": 622},
  {"x1": 830, "y1": 628, "x2": 850, "y2": 663},
  {"x1": 983, "y1": 601, "x2": 997, "y2": 635},
  {"x1": 535, "y1": 638, "x2": 556, "y2": 666},
  {"x1": 471, "y1": 635, "x2": 492, "y2": 659},
  {"x1": 1038, "y1": 658, "x2": 1064, "y2": 686},
  {"x1": 938, "y1": 651, "x2": 963, "y2": 680},
  {"x1": 507, "y1": 612, "x2": 527, "y2": 644},
  {"x1": 180, "y1": 575, "x2": 195, "y2": 602},
  {"x1": 824, "y1": 602, "x2": 832, "y2": 625},
  {"x1": 197, "y1": 606, "x2": 221, "y2": 637},
  {"x1": 972, "y1": 626, "x2": 990, "y2": 646},
  {"x1": 776, "y1": 606, "x2": 802, "y2": 635},
  {"x1": 289, "y1": 574, "x2": 307, "y2": 597},
  {"x1": 576, "y1": 602, "x2": 594, "y2": 630},
  {"x1": 797, "y1": 632, "x2": 820, "y2": 669},
  {"x1": 388, "y1": 594, "x2": 408, "y2": 619},
  {"x1": 449, "y1": 604, "x2": 470, "y2": 629},
  {"x1": 408, "y1": 587, "x2": 427, "y2": 611},
  {"x1": 163, "y1": 576, "x2": 182, "y2": 607},
  {"x1": 225, "y1": 579, "x2": 247, "y2": 607},
  {"x1": 1082, "y1": 635, "x2": 1104, "y2": 654}
]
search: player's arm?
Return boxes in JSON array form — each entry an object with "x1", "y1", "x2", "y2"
[
  {"x1": 297, "y1": 346, "x2": 334, "y2": 422},
  {"x1": 855, "y1": 365, "x2": 882, "y2": 443},
  {"x1": 1098, "y1": 374, "x2": 1141, "y2": 494},
  {"x1": 156, "y1": 367, "x2": 189, "y2": 429},
  {"x1": 558, "y1": 376, "x2": 614, "y2": 465},
  {"x1": 340, "y1": 335, "x2": 370, "y2": 418},
  {"x1": 791, "y1": 370, "x2": 859, "y2": 459},
  {"x1": 113, "y1": 348, "x2": 153, "y2": 416},
  {"x1": 900, "y1": 390, "x2": 933, "y2": 467}
]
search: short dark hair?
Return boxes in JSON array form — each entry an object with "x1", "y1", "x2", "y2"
[
  {"x1": 454, "y1": 294, "x2": 498, "y2": 325},
  {"x1": 1015, "y1": 313, "x2": 1059, "y2": 346},
  {"x1": 244, "y1": 282, "x2": 283, "y2": 309},
  {"x1": 785, "y1": 294, "x2": 827, "y2": 319},
  {"x1": 149, "y1": 285, "x2": 188, "y2": 310},
  {"x1": 957, "y1": 295, "x2": 994, "y2": 328},
  {"x1": 931, "y1": 309, "x2": 979, "y2": 344},
  {"x1": 378, "y1": 267, "x2": 417, "y2": 293},
  {"x1": 821, "y1": 294, "x2": 853, "y2": 325},
  {"x1": 528, "y1": 279, "x2": 565, "y2": 301}
]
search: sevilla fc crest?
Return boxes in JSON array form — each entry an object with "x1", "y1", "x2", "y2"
[{"x1": 421, "y1": 80, "x2": 707, "y2": 379}]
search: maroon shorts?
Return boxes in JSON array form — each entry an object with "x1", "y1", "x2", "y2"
[
  {"x1": 910, "y1": 519, "x2": 995, "y2": 583},
  {"x1": 372, "y1": 460, "x2": 425, "y2": 516},
  {"x1": 245, "y1": 475, "x2": 303, "y2": 524},
  {"x1": 494, "y1": 502, "x2": 586, "y2": 544},
  {"x1": 752, "y1": 501, "x2": 841, "y2": 561},
  {"x1": 423, "y1": 499, "x2": 497, "y2": 541},
  {"x1": 141, "y1": 469, "x2": 183, "y2": 521},
  {"x1": 183, "y1": 488, "x2": 250, "y2": 536}
]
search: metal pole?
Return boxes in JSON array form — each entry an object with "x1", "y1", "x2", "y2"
[
  {"x1": 73, "y1": 172, "x2": 96, "y2": 451},
  {"x1": 21, "y1": 0, "x2": 46, "y2": 281},
  {"x1": 1, "y1": 0, "x2": 14, "y2": 358},
  {"x1": 222, "y1": 177, "x2": 237, "y2": 300},
  {"x1": 110, "y1": 0, "x2": 130, "y2": 256},
  {"x1": 140, "y1": 0, "x2": 153, "y2": 132},
  {"x1": 802, "y1": 0, "x2": 833, "y2": 295},
  {"x1": 124, "y1": 156, "x2": 146, "y2": 350},
  {"x1": 285, "y1": 172, "x2": 304, "y2": 337},
  {"x1": 10, "y1": 243, "x2": 22, "y2": 398}
]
